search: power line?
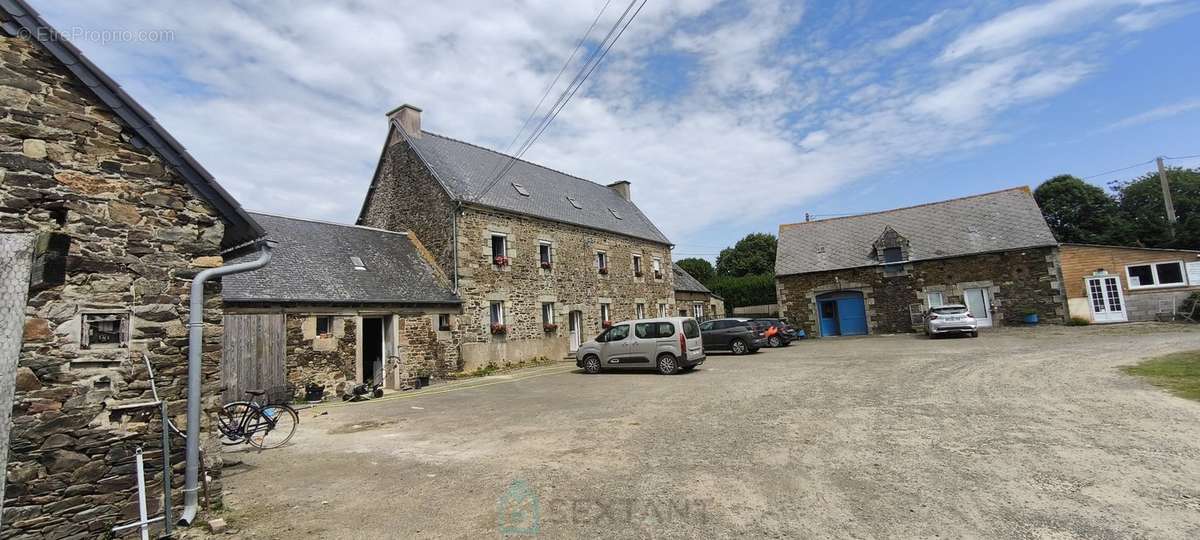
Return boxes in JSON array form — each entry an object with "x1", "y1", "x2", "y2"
[
  {"x1": 480, "y1": 0, "x2": 615, "y2": 185},
  {"x1": 475, "y1": 0, "x2": 648, "y2": 201},
  {"x1": 1081, "y1": 159, "x2": 1156, "y2": 180},
  {"x1": 1164, "y1": 153, "x2": 1200, "y2": 161}
]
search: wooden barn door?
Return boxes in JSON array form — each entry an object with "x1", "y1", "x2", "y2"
[{"x1": 222, "y1": 313, "x2": 287, "y2": 403}]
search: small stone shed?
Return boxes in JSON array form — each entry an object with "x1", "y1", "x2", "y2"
[
  {"x1": 672, "y1": 263, "x2": 724, "y2": 319},
  {"x1": 776, "y1": 187, "x2": 1066, "y2": 337},
  {"x1": 222, "y1": 213, "x2": 461, "y2": 398},
  {"x1": 1059, "y1": 243, "x2": 1200, "y2": 323}
]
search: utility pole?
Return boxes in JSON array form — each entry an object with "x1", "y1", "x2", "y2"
[{"x1": 1156, "y1": 156, "x2": 1178, "y2": 239}]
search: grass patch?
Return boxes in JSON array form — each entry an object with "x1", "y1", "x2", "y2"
[{"x1": 1121, "y1": 351, "x2": 1200, "y2": 402}]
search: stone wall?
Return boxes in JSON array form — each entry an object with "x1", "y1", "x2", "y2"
[
  {"x1": 456, "y1": 206, "x2": 674, "y2": 368},
  {"x1": 1, "y1": 25, "x2": 228, "y2": 538},
  {"x1": 285, "y1": 314, "x2": 356, "y2": 398},
  {"x1": 778, "y1": 247, "x2": 1065, "y2": 336},
  {"x1": 389, "y1": 314, "x2": 459, "y2": 387},
  {"x1": 358, "y1": 132, "x2": 457, "y2": 276},
  {"x1": 674, "y1": 290, "x2": 724, "y2": 319}
]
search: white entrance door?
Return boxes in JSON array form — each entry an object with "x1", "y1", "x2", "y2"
[
  {"x1": 963, "y1": 288, "x2": 992, "y2": 327},
  {"x1": 1086, "y1": 276, "x2": 1127, "y2": 323},
  {"x1": 569, "y1": 311, "x2": 583, "y2": 352}
]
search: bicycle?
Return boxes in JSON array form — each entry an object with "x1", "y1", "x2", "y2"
[{"x1": 142, "y1": 353, "x2": 299, "y2": 450}]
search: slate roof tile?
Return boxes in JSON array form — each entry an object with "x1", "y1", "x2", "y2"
[
  {"x1": 672, "y1": 263, "x2": 711, "y2": 294},
  {"x1": 776, "y1": 187, "x2": 1057, "y2": 276},
  {"x1": 223, "y1": 213, "x2": 460, "y2": 305}
]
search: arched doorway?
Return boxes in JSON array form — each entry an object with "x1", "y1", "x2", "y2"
[{"x1": 815, "y1": 291, "x2": 868, "y2": 337}]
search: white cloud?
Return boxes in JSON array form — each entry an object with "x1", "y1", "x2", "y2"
[
  {"x1": 879, "y1": 11, "x2": 948, "y2": 52},
  {"x1": 28, "y1": 0, "x2": 1189, "y2": 248},
  {"x1": 1103, "y1": 98, "x2": 1200, "y2": 131}
]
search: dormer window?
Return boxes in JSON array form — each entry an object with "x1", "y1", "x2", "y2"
[
  {"x1": 512, "y1": 182, "x2": 530, "y2": 196},
  {"x1": 872, "y1": 226, "x2": 909, "y2": 272},
  {"x1": 882, "y1": 247, "x2": 903, "y2": 264},
  {"x1": 566, "y1": 196, "x2": 583, "y2": 209}
]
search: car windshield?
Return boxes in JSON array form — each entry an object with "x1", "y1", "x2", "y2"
[{"x1": 932, "y1": 306, "x2": 968, "y2": 315}]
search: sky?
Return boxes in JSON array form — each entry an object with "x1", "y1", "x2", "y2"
[{"x1": 34, "y1": 0, "x2": 1200, "y2": 261}]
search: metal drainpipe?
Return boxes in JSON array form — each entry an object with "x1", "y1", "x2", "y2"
[{"x1": 179, "y1": 241, "x2": 274, "y2": 526}]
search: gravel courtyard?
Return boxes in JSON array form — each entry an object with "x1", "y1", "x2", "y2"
[{"x1": 218, "y1": 324, "x2": 1200, "y2": 539}]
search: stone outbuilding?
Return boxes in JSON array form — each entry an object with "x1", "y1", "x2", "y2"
[
  {"x1": 672, "y1": 263, "x2": 724, "y2": 320},
  {"x1": 1, "y1": 1, "x2": 264, "y2": 536},
  {"x1": 776, "y1": 187, "x2": 1066, "y2": 337},
  {"x1": 222, "y1": 213, "x2": 461, "y2": 398},
  {"x1": 1059, "y1": 243, "x2": 1200, "y2": 323},
  {"x1": 357, "y1": 105, "x2": 675, "y2": 369}
]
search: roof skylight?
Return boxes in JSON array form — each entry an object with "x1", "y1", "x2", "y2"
[
  {"x1": 566, "y1": 196, "x2": 583, "y2": 210},
  {"x1": 609, "y1": 208, "x2": 623, "y2": 220},
  {"x1": 512, "y1": 182, "x2": 530, "y2": 196},
  {"x1": 350, "y1": 256, "x2": 366, "y2": 271}
]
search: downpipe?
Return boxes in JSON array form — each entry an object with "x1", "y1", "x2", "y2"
[{"x1": 179, "y1": 241, "x2": 274, "y2": 526}]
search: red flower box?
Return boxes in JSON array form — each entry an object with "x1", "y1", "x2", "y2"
[
  {"x1": 543, "y1": 323, "x2": 558, "y2": 333},
  {"x1": 490, "y1": 323, "x2": 507, "y2": 335},
  {"x1": 540, "y1": 261, "x2": 552, "y2": 270},
  {"x1": 493, "y1": 255, "x2": 510, "y2": 267},
  {"x1": 602, "y1": 320, "x2": 612, "y2": 329},
  {"x1": 634, "y1": 270, "x2": 644, "y2": 277},
  {"x1": 598, "y1": 267, "x2": 609, "y2": 275}
]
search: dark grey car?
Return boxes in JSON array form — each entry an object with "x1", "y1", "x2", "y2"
[{"x1": 698, "y1": 318, "x2": 765, "y2": 355}]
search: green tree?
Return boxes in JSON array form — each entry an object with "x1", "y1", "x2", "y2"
[
  {"x1": 675, "y1": 257, "x2": 714, "y2": 283},
  {"x1": 1033, "y1": 175, "x2": 1132, "y2": 245},
  {"x1": 707, "y1": 274, "x2": 777, "y2": 308},
  {"x1": 1111, "y1": 167, "x2": 1200, "y2": 249},
  {"x1": 715, "y1": 233, "x2": 777, "y2": 277}
]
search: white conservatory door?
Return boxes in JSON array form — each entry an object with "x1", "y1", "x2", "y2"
[{"x1": 1086, "y1": 276, "x2": 1127, "y2": 323}]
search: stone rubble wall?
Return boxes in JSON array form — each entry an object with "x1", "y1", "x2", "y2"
[
  {"x1": 778, "y1": 247, "x2": 1065, "y2": 336},
  {"x1": 284, "y1": 314, "x2": 356, "y2": 398},
  {"x1": 1, "y1": 25, "x2": 228, "y2": 539}
]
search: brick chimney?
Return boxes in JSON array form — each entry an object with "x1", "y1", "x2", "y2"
[
  {"x1": 607, "y1": 180, "x2": 631, "y2": 201},
  {"x1": 386, "y1": 104, "x2": 422, "y2": 139}
]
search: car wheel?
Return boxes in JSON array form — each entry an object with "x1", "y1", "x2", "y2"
[
  {"x1": 970, "y1": 331, "x2": 979, "y2": 338},
  {"x1": 730, "y1": 339, "x2": 748, "y2": 355},
  {"x1": 582, "y1": 355, "x2": 601, "y2": 374},
  {"x1": 657, "y1": 354, "x2": 679, "y2": 375},
  {"x1": 768, "y1": 336, "x2": 782, "y2": 348}
]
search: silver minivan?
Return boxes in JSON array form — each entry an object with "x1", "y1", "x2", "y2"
[{"x1": 575, "y1": 317, "x2": 705, "y2": 375}]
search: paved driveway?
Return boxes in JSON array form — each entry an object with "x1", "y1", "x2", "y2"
[{"x1": 219, "y1": 324, "x2": 1200, "y2": 539}]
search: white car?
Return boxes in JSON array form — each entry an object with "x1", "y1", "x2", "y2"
[
  {"x1": 924, "y1": 304, "x2": 979, "y2": 338},
  {"x1": 575, "y1": 317, "x2": 705, "y2": 374}
]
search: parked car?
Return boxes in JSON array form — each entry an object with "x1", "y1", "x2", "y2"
[
  {"x1": 750, "y1": 318, "x2": 796, "y2": 347},
  {"x1": 924, "y1": 304, "x2": 979, "y2": 338},
  {"x1": 576, "y1": 317, "x2": 705, "y2": 375},
  {"x1": 698, "y1": 318, "x2": 766, "y2": 355}
]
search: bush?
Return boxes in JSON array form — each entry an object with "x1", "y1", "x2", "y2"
[
  {"x1": 1183, "y1": 291, "x2": 1200, "y2": 317},
  {"x1": 1065, "y1": 317, "x2": 1090, "y2": 326},
  {"x1": 707, "y1": 273, "x2": 776, "y2": 309}
]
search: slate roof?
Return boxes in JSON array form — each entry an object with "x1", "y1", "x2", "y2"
[
  {"x1": 672, "y1": 263, "x2": 712, "y2": 294},
  {"x1": 0, "y1": 0, "x2": 263, "y2": 249},
  {"x1": 776, "y1": 187, "x2": 1057, "y2": 276},
  {"x1": 387, "y1": 128, "x2": 671, "y2": 245},
  {"x1": 223, "y1": 213, "x2": 460, "y2": 305}
]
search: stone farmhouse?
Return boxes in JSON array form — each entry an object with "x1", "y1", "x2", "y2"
[
  {"x1": 221, "y1": 213, "x2": 461, "y2": 398},
  {"x1": 358, "y1": 105, "x2": 675, "y2": 369},
  {"x1": 1, "y1": 0, "x2": 265, "y2": 536},
  {"x1": 776, "y1": 187, "x2": 1066, "y2": 337},
  {"x1": 672, "y1": 263, "x2": 724, "y2": 320},
  {"x1": 1059, "y1": 243, "x2": 1200, "y2": 323}
]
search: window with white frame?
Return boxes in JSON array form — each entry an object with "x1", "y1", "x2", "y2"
[
  {"x1": 692, "y1": 303, "x2": 705, "y2": 319},
  {"x1": 539, "y1": 242, "x2": 552, "y2": 267},
  {"x1": 542, "y1": 302, "x2": 555, "y2": 325},
  {"x1": 438, "y1": 314, "x2": 451, "y2": 331},
  {"x1": 596, "y1": 251, "x2": 608, "y2": 273},
  {"x1": 635, "y1": 303, "x2": 645, "y2": 319},
  {"x1": 633, "y1": 254, "x2": 643, "y2": 276},
  {"x1": 82, "y1": 313, "x2": 129, "y2": 349},
  {"x1": 1126, "y1": 261, "x2": 1186, "y2": 289},
  {"x1": 652, "y1": 257, "x2": 662, "y2": 278},
  {"x1": 316, "y1": 316, "x2": 333, "y2": 336},
  {"x1": 926, "y1": 291, "x2": 945, "y2": 308},
  {"x1": 658, "y1": 303, "x2": 668, "y2": 317},
  {"x1": 600, "y1": 303, "x2": 610, "y2": 326},
  {"x1": 489, "y1": 301, "x2": 505, "y2": 325}
]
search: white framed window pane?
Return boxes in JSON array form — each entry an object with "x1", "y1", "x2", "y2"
[
  {"x1": 1156, "y1": 262, "x2": 1184, "y2": 285},
  {"x1": 1127, "y1": 265, "x2": 1154, "y2": 287},
  {"x1": 927, "y1": 292, "x2": 944, "y2": 307}
]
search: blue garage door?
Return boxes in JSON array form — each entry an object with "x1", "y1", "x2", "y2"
[{"x1": 816, "y1": 291, "x2": 868, "y2": 336}]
